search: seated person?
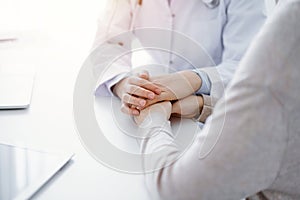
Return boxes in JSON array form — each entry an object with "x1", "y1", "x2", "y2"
[
  {"x1": 93, "y1": 0, "x2": 266, "y2": 123},
  {"x1": 134, "y1": 1, "x2": 300, "y2": 199}
]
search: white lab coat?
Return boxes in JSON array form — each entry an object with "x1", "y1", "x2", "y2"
[{"x1": 93, "y1": 0, "x2": 266, "y2": 121}]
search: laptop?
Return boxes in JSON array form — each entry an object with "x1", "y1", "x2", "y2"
[
  {"x1": 0, "y1": 74, "x2": 34, "y2": 109},
  {"x1": 0, "y1": 143, "x2": 74, "y2": 200}
]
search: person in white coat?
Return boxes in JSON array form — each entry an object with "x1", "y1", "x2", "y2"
[
  {"x1": 134, "y1": 0, "x2": 300, "y2": 199},
  {"x1": 93, "y1": 0, "x2": 266, "y2": 122}
]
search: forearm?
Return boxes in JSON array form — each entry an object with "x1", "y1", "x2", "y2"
[
  {"x1": 141, "y1": 92, "x2": 285, "y2": 200},
  {"x1": 178, "y1": 71, "x2": 202, "y2": 93},
  {"x1": 171, "y1": 95, "x2": 204, "y2": 119}
]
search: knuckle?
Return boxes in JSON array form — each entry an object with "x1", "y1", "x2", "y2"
[
  {"x1": 139, "y1": 87, "x2": 152, "y2": 95},
  {"x1": 130, "y1": 96, "x2": 139, "y2": 105},
  {"x1": 124, "y1": 94, "x2": 137, "y2": 105},
  {"x1": 122, "y1": 94, "x2": 129, "y2": 102},
  {"x1": 136, "y1": 78, "x2": 145, "y2": 86},
  {"x1": 140, "y1": 89, "x2": 147, "y2": 96},
  {"x1": 128, "y1": 85, "x2": 136, "y2": 94},
  {"x1": 144, "y1": 82, "x2": 155, "y2": 89}
]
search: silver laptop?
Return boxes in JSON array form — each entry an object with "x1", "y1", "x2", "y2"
[
  {"x1": 0, "y1": 143, "x2": 73, "y2": 200},
  {"x1": 0, "y1": 74, "x2": 34, "y2": 109}
]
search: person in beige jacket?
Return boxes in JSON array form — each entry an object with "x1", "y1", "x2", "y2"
[{"x1": 134, "y1": 0, "x2": 300, "y2": 199}]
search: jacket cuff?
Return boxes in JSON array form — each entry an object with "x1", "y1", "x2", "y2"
[
  {"x1": 196, "y1": 94, "x2": 214, "y2": 123},
  {"x1": 195, "y1": 67, "x2": 225, "y2": 122}
]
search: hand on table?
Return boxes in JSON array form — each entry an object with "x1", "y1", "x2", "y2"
[
  {"x1": 113, "y1": 71, "x2": 161, "y2": 116},
  {"x1": 114, "y1": 70, "x2": 202, "y2": 118}
]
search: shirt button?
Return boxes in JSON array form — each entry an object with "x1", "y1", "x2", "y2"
[
  {"x1": 172, "y1": 13, "x2": 175, "y2": 18},
  {"x1": 169, "y1": 60, "x2": 173, "y2": 64}
]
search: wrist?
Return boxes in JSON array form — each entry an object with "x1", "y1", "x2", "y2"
[
  {"x1": 140, "y1": 111, "x2": 169, "y2": 128},
  {"x1": 182, "y1": 71, "x2": 202, "y2": 92},
  {"x1": 112, "y1": 78, "x2": 126, "y2": 98}
]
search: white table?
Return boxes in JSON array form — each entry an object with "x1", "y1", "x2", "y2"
[
  {"x1": 0, "y1": 19, "x2": 199, "y2": 200},
  {"x1": 0, "y1": 30, "x2": 150, "y2": 199}
]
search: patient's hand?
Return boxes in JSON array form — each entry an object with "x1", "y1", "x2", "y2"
[
  {"x1": 129, "y1": 70, "x2": 202, "y2": 121},
  {"x1": 144, "y1": 71, "x2": 202, "y2": 107},
  {"x1": 172, "y1": 95, "x2": 204, "y2": 119},
  {"x1": 134, "y1": 101, "x2": 172, "y2": 126},
  {"x1": 113, "y1": 71, "x2": 161, "y2": 116}
]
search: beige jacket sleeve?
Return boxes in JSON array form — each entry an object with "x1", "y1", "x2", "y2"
[{"x1": 140, "y1": 1, "x2": 300, "y2": 199}]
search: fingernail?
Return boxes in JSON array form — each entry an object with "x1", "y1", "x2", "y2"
[
  {"x1": 148, "y1": 93, "x2": 155, "y2": 99},
  {"x1": 155, "y1": 89, "x2": 161, "y2": 94},
  {"x1": 139, "y1": 100, "x2": 146, "y2": 106},
  {"x1": 133, "y1": 110, "x2": 139, "y2": 115}
]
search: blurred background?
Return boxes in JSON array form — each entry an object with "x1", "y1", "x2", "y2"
[
  {"x1": 0, "y1": 0, "x2": 107, "y2": 74},
  {"x1": 0, "y1": 0, "x2": 106, "y2": 40},
  {"x1": 0, "y1": 0, "x2": 108, "y2": 155}
]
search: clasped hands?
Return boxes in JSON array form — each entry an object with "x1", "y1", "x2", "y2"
[{"x1": 113, "y1": 70, "x2": 204, "y2": 125}]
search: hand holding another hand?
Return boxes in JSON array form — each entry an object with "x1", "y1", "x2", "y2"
[
  {"x1": 114, "y1": 70, "x2": 203, "y2": 118},
  {"x1": 134, "y1": 101, "x2": 172, "y2": 126},
  {"x1": 113, "y1": 71, "x2": 161, "y2": 116},
  {"x1": 145, "y1": 71, "x2": 202, "y2": 107}
]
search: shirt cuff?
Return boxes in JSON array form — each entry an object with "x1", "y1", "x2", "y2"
[{"x1": 192, "y1": 69, "x2": 211, "y2": 95}]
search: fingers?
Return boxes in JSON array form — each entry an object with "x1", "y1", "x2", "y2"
[
  {"x1": 143, "y1": 91, "x2": 176, "y2": 108},
  {"x1": 127, "y1": 85, "x2": 155, "y2": 99},
  {"x1": 138, "y1": 70, "x2": 150, "y2": 80},
  {"x1": 117, "y1": 73, "x2": 165, "y2": 116},
  {"x1": 122, "y1": 93, "x2": 146, "y2": 108},
  {"x1": 129, "y1": 77, "x2": 161, "y2": 95},
  {"x1": 143, "y1": 96, "x2": 162, "y2": 108},
  {"x1": 121, "y1": 103, "x2": 140, "y2": 116}
]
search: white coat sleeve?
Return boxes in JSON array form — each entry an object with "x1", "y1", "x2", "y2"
[
  {"x1": 92, "y1": 0, "x2": 134, "y2": 96},
  {"x1": 197, "y1": 0, "x2": 267, "y2": 122}
]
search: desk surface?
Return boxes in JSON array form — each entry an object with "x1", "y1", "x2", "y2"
[
  {"x1": 0, "y1": 50, "x2": 198, "y2": 200},
  {"x1": 0, "y1": 10, "x2": 199, "y2": 200},
  {"x1": 0, "y1": 32, "x2": 151, "y2": 199}
]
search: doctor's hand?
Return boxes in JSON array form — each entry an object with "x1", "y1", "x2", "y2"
[
  {"x1": 113, "y1": 71, "x2": 161, "y2": 116},
  {"x1": 171, "y1": 95, "x2": 204, "y2": 119},
  {"x1": 134, "y1": 101, "x2": 172, "y2": 126},
  {"x1": 145, "y1": 71, "x2": 202, "y2": 107}
]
